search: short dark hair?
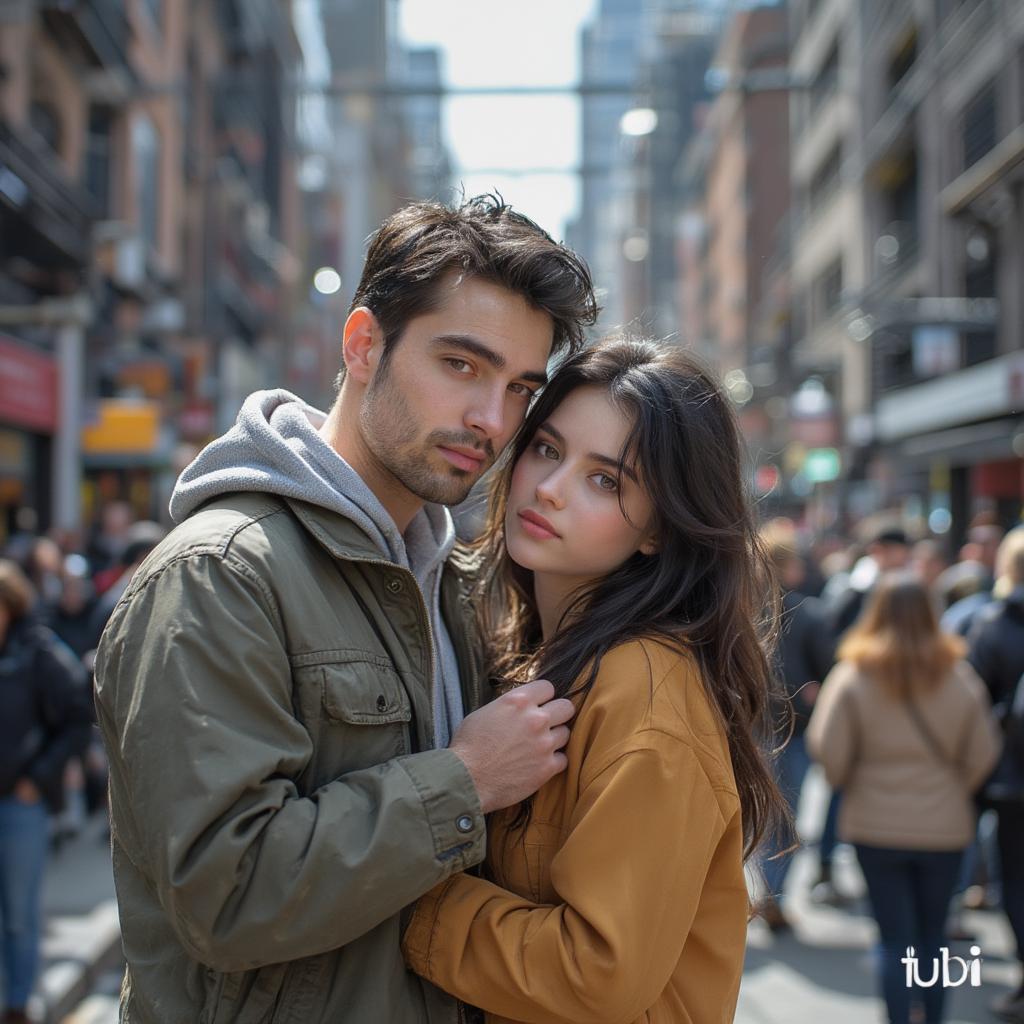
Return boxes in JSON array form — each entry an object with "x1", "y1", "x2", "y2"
[{"x1": 338, "y1": 194, "x2": 598, "y2": 389}]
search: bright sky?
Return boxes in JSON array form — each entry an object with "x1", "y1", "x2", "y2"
[{"x1": 398, "y1": 0, "x2": 599, "y2": 242}]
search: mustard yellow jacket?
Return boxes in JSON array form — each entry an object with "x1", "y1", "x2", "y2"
[{"x1": 403, "y1": 639, "x2": 748, "y2": 1024}]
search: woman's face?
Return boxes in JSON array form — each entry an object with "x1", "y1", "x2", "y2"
[{"x1": 505, "y1": 386, "x2": 656, "y2": 583}]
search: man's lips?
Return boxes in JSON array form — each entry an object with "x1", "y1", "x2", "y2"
[
  {"x1": 437, "y1": 445, "x2": 487, "y2": 472},
  {"x1": 518, "y1": 509, "x2": 560, "y2": 539}
]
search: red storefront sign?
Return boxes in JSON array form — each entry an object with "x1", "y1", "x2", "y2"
[{"x1": 0, "y1": 334, "x2": 59, "y2": 434}]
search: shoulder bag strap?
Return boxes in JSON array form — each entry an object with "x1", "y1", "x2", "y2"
[{"x1": 903, "y1": 689, "x2": 956, "y2": 772}]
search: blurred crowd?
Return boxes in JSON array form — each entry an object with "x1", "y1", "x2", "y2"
[
  {"x1": 0, "y1": 500, "x2": 1022, "y2": 1024},
  {"x1": 0, "y1": 503, "x2": 165, "y2": 1023},
  {"x1": 758, "y1": 513, "x2": 1024, "y2": 1024}
]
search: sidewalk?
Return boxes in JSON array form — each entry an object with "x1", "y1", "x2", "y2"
[
  {"x1": 737, "y1": 767, "x2": 1020, "y2": 1024},
  {"x1": 35, "y1": 770, "x2": 1024, "y2": 1024},
  {"x1": 30, "y1": 816, "x2": 121, "y2": 1024}
]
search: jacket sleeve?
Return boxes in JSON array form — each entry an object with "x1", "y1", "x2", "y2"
[
  {"x1": 805, "y1": 664, "x2": 860, "y2": 787},
  {"x1": 403, "y1": 732, "x2": 738, "y2": 1024},
  {"x1": 93, "y1": 553, "x2": 484, "y2": 973},
  {"x1": 25, "y1": 631, "x2": 93, "y2": 790},
  {"x1": 966, "y1": 616, "x2": 1003, "y2": 706},
  {"x1": 956, "y1": 662, "x2": 1003, "y2": 791}
]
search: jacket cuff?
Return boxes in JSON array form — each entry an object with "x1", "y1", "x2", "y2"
[
  {"x1": 402, "y1": 874, "x2": 458, "y2": 978},
  {"x1": 397, "y1": 749, "x2": 486, "y2": 869}
]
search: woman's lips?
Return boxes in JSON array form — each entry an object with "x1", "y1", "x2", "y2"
[{"x1": 518, "y1": 509, "x2": 560, "y2": 540}]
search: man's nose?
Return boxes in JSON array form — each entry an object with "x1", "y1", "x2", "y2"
[{"x1": 465, "y1": 386, "x2": 506, "y2": 441}]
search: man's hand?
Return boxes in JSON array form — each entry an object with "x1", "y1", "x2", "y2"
[{"x1": 449, "y1": 680, "x2": 574, "y2": 813}]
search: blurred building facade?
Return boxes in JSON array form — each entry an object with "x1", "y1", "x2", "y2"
[
  {"x1": 0, "y1": 0, "x2": 303, "y2": 536},
  {"x1": 667, "y1": 0, "x2": 1024, "y2": 543},
  {"x1": 0, "y1": 0, "x2": 449, "y2": 538},
  {"x1": 677, "y1": 3, "x2": 790, "y2": 492}
]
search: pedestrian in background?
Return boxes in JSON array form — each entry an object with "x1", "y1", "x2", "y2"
[
  {"x1": 757, "y1": 524, "x2": 834, "y2": 931},
  {"x1": 0, "y1": 561, "x2": 93, "y2": 1024},
  {"x1": 808, "y1": 572, "x2": 1000, "y2": 1024},
  {"x1": 968, "y1": 526, "x2": 1024, "y2": 1023}
]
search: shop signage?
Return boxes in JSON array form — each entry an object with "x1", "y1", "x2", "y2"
[{"x1": 0, "y1": 334, "x2": 59, "y2": 433}]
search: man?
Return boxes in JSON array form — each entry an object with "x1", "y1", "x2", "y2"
[
  {"x1": 969, "y1": 527, "x2": 1024, "y2": 1024},
  {"x1": 827, "y1": 523, "x2": 910, "y2": 638},
  {"x1": 94, "y1": 196, "x2": 598, "y2": 1023},
  {"x1": 757, "y1": 525, "x2": 834, "y2": 931}
]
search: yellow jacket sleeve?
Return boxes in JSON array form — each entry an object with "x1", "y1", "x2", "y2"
[{"x1": 403, "y1": 732, "x2": 734, "y2": 1024}]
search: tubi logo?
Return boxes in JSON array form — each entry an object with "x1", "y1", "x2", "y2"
[{"x1": 901, "y1": 946, "x2": 983, "y2": 988}]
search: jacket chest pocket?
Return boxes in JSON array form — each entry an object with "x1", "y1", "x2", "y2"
[{"x1": 306, "y1": 660, "x2": 413, "y2": 787}]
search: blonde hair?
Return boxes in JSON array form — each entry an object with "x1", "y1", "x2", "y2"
[
  {"x1": 994, "y1": 527, "x2": 1024, "y2": 599},
  {"x1": 839, "y1": 572, "x2": 964, "y2": 695}
]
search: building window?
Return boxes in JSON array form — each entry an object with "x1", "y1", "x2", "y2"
[
  {"x1": 962, "y1": 80, "x2": 997, "y2": 171},
  {"x1": 29, "y1": 101, "x2": 62, "y2": 155},
  {"x1": 140, "y1": 0, "x2": 163, "y2": 32},
  {"x1": 131, "y1": 113, "x2": 161, "y2": 253},
  {"x1": 808, "y1": 144, "x2": 842, "y2": 214},
  {"x1": 887, "y1": 26, "x2": 917, "y2": 96},
  {"x1": 85, "y1": 105, "x2": 115, "y2": 218},
  {"x1": 810, "y1": 41, "x2": 840, "y2": 116},
  {"x1": 815, "y1": 258, "x2": 843, "y2": 321}
]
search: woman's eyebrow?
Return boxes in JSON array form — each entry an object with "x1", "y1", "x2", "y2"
[
  {"x1": 590, "y1": 453, "x2": 638, "y2": 483},
  {"x1": 537, "y1": 422, "x2": 638, "y2": 483}
]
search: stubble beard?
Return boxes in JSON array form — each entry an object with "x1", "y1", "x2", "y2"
[{"x1": 361, "y1": 364, "x2": 490, "y2": 507}]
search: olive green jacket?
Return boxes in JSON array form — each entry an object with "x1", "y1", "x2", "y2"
[{"x1": 94, "y1": 492, "x2": 487, "y2": 1023}]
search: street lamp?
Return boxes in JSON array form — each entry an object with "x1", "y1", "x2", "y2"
[{"x1": 313, "y1": 267, "x2": 342, "y2": 296}]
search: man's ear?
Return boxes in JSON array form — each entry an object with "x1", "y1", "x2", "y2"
[{"x1": 342, "y1": 307, "x2": 383, "y2": 385}]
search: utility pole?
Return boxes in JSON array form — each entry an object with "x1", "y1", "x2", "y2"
[{"x1": 0, "y1": 295, "x2": 93, "y2": 533}]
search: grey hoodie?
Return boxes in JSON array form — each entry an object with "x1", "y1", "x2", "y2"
[{"x1": 169, "y1": 389, "x2": 464, "y2": 747}]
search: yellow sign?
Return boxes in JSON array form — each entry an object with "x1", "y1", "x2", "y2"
[{"x1": 81, "y1": 400, "x2": 161, "y2": 454}]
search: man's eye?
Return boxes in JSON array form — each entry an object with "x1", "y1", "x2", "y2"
[
  {"x1": 445, "y1": 358, "x2": 472, "y2": 374},
  {"x1": 508, "y1": 382, "x2": 535, "y2": 397}
]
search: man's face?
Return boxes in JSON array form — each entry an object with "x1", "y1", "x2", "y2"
[{"x1": 360, "y1": 275, "x2": 555, "y2": 507}]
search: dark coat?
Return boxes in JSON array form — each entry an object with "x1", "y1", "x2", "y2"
[
  {"x1": 776, "y1": 590, "x2": 836, "y2": 736},
  {"x1": 0, "y1": 617, "x2": 93, "y2": 812},
  {"x1": 968, "y1": 584, "x2": 1024, "y2": 709}
]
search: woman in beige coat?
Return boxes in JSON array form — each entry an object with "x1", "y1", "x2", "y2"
[{"x1": 807, "y1": 572, "x2": 1001, "y2": 1024}]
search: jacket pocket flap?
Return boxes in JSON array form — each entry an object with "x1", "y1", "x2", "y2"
[{"x1": 321, "y1": 662, "x2": 412, "y2": 725}]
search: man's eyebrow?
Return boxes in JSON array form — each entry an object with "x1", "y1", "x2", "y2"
[
  {"x1": 537, "y1": 422, "x2": 639, "y2": 483},
  {"x1": 430, "y1": 335, "x2": 548, "y2": 385}
]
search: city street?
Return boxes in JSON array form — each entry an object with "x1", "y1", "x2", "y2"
[{"x1": 42, "y1": 769, "x2": 1020, "y2": 1023}]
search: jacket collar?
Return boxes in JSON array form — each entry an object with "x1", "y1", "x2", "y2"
[{"x1": 284, "y1": 496, "x2": 394, "y2": 564}]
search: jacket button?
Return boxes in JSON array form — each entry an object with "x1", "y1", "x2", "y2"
[
  {"x1": 455, "y1": 815, "x2": 474, "y2": 834},
  {"x1": 376, "y1": 694, "x2": 387, "y2": 712},
  {"x1": 386, "y1": 578, "x2": 403, "y2": 594}
]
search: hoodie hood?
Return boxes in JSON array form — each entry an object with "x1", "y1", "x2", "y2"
[{"x1": 169, "y1": 389, "x2": 455, "y2": 586}]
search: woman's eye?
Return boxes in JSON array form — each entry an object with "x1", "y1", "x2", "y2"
[
  {"x1": 535, "y1": 441, "x2": 559, "y2": 460},
  {"x1": 593, "y1": 473, "x2": 619, "y2": 492},
  {"x1": 445, "y1": 358, "x2": 472, "y2": 374}
]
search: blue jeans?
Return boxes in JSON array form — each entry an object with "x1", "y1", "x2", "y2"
[
  {"x1": 762, "y1": 735, "x2": 811, "y2": 902},
  {"x1": 820, "y1": 789, "x2": 842, "y2": 868},
  {"x1": 855, "y1": 844, "x2": 964, "y2": 1024},
  {"x1": 0, "y1": 797, "x2": 49, "y2": 1009}
]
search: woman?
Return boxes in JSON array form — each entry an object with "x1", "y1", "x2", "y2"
[
  {"x1": 807, "y1": 572, "x2": 1001, "y2": 1024},
  {"x1": 0, "y1": 559, "x2": 92, "y2": 1024},
  {"x1": 402, "y1": 337, "x2": 788, "y2": 1023}
]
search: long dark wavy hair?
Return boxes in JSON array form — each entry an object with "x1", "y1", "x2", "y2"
[{"x1": 472, "y1": 336, "x2": 788, "y2": 861}]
